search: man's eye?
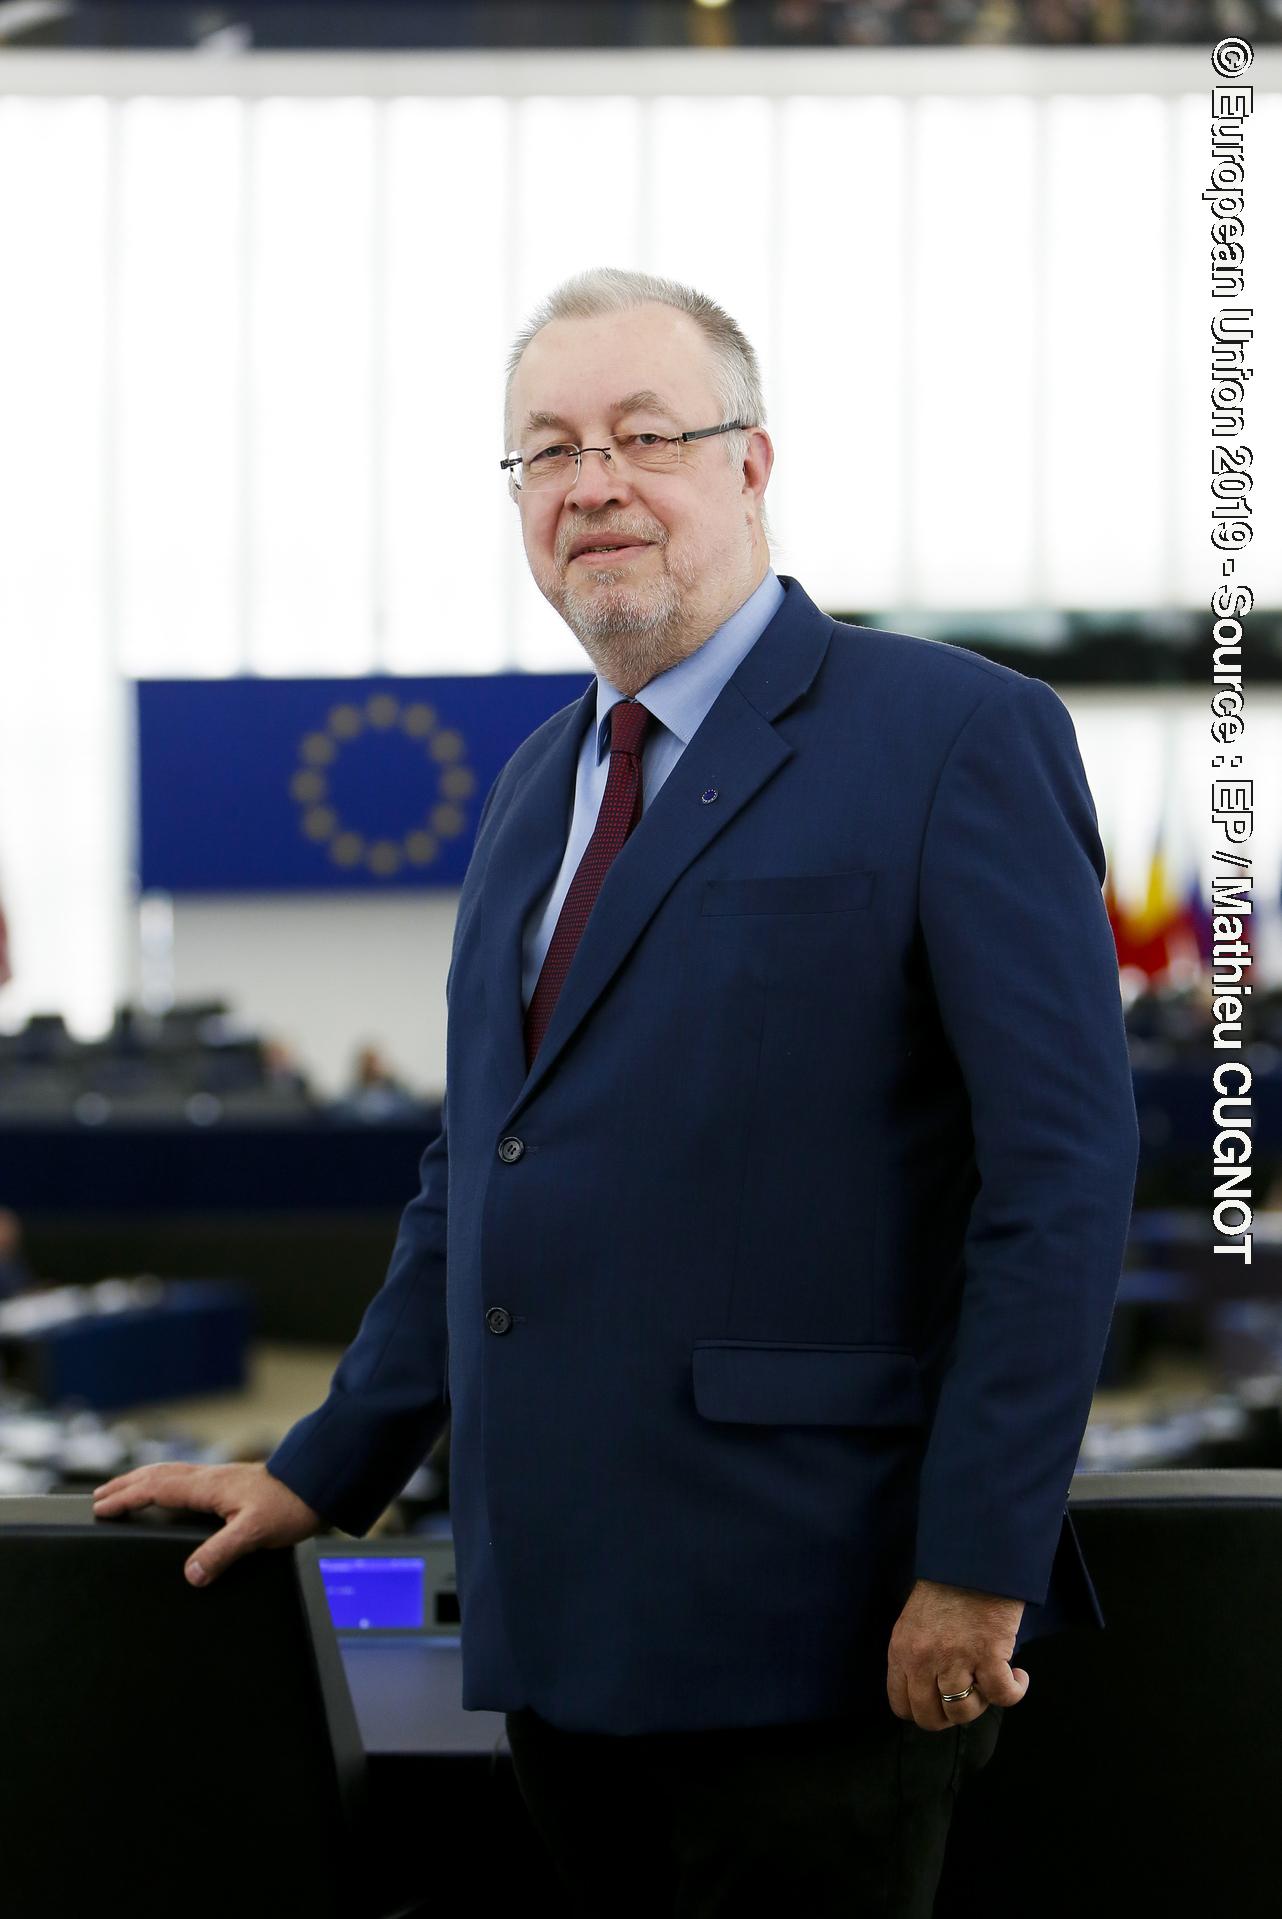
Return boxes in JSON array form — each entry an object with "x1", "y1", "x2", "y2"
[
  {"x1": 626, "y1": 433, "x2": 665, "y2": 447},
  {"x1": 530, "y1": 444, "x2": 575, "y2": 464}
]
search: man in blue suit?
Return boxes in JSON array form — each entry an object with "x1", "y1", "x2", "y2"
[{"x1": 95, "y1": 267, "x2": 1139, "y2": 1915}]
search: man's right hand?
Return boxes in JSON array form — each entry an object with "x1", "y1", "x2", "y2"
[{"x1": 91, "y1": 1462, "x2": 324, "y2": 1588}]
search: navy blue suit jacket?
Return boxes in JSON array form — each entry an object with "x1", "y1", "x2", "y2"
[{"x1": 267, "y1": 574, "x2": 1140, "y2": 1735}]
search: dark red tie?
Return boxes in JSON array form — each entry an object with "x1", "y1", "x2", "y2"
[{"x1": 524, "y1": 697, "x2": 653, "y2": 1069}]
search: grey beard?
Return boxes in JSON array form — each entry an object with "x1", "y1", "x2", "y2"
[{"x1": 560, "y1": 570, "x2": 692, "y2": 687}]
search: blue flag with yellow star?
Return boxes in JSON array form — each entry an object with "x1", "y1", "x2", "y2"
[{"x1": 136, "y1": 674, "x2": 590, "y2": 893}]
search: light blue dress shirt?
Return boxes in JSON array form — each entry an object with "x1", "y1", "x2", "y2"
[{"x1": 521, "y1": 566, "x2": 786, "y2": 1011}]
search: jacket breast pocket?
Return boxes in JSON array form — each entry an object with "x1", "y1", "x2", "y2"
[
  {"x1": 691, "y1": 1342, "x2": 925, "y2": 1427},
  {"x1": 701, "y1": 873, "x2": 875, "y2": 917}
]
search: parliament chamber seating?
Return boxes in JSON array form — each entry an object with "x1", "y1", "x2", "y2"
[
  {"x1": 0, "y1": 1495, "x2": 424, "y2": 1919},
  {"x1": 937, "y1": 1469, "x2": 1282, "y2": 1919},
  {"x1": 2, "y1": 1473, "x2": 1279, "y2": 1916}
]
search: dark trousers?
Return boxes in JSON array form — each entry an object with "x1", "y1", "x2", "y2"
[{"x1": 505, "y1": 1700, "x2": 1003, "y2": 1918}]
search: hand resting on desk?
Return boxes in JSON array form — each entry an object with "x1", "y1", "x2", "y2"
[{"x1": 90, "y1": 1461, "x2": 322, "y2": 1588}]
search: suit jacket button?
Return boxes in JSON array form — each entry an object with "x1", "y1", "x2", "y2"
[
  {"x1": 497, "y1": 1136, "x2": 525, "y2": 1163},
  {"x1": 486, "y1": 1307, "x2": 513, "y2": 1335}
]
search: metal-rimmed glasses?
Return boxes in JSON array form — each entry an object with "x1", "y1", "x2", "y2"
[{"x1": 500, "y1": 420, "x2": 753, "y2": 493}]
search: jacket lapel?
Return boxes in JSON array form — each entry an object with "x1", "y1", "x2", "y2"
[
  {"x1": 479, "y1": 681, "x2": 596, "y2": 1102},
  {"x1": 481, "y1": 575, "x2": 836, "y2": 1125}
]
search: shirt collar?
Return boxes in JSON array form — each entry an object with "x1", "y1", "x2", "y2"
[{"x1": 592, "y1": 568, "x2": 786, "y2": 763}]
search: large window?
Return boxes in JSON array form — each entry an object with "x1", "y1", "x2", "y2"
[{"x1": 0, "y1": 50, "x2": 1278, "y2": 1032}]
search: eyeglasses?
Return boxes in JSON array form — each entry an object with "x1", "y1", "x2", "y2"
[{"x1": 500, "y1": 420, "x2": 752, "y2": 493}]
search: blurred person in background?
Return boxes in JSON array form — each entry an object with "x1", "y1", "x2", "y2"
[
  {"x1": 259, "y1": 1036, "x2": 313, "y2": 1100},
  {"x1": 0, "y1": 880, "x2": 12, "y2": 988},
  {"x1": 348, "y1": 1042, "x2": 406, "y2": 1093},
  {"x1": 94, "y1": 266, "x2": 1138, "y2": 1917},
  {"x1": 333, "y1": 1043, "x2": 424, "y2": 1123},
  {"x1": 0, "y1": 1211, "x2": 34, "y2": 1300}
]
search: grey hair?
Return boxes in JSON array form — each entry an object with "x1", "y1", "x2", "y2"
[{"x1": 503, "y1": 266, "x2": 774, "y2": 550}]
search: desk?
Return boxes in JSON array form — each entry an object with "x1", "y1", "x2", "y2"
[
  {"x1": 338, "y1": 1635, "x2": 506, "y2": 1756},
  {"x1": 5, "y1": 1116, "x2": 444, "y2": 1340},
  {"x1": 336, "y1": 1635, "x2": 562, "y2": 1910},
  {"x1": 0, "y1": 1281, "x2": 251, "y2": 1411}
]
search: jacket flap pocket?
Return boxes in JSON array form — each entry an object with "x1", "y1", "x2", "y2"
[
  {"x1": 701, "y1": 873, "x2": 874, "y2": 916},
  {"x1": 691, "y1": 1342, "x2": 925, "y2": 1427}
]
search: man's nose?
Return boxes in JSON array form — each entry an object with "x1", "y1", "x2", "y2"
[{"x1": 563, "y1": 446, "x2": 635, "y2": 512}]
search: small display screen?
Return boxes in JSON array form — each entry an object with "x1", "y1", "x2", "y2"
[{"x1": 319, "y1": 1556, "x2": 426, "y2": 1630}]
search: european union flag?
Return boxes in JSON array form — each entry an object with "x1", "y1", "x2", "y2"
[{"x1": 136, "y1": 674, "x2": 590, "y2": 893}]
